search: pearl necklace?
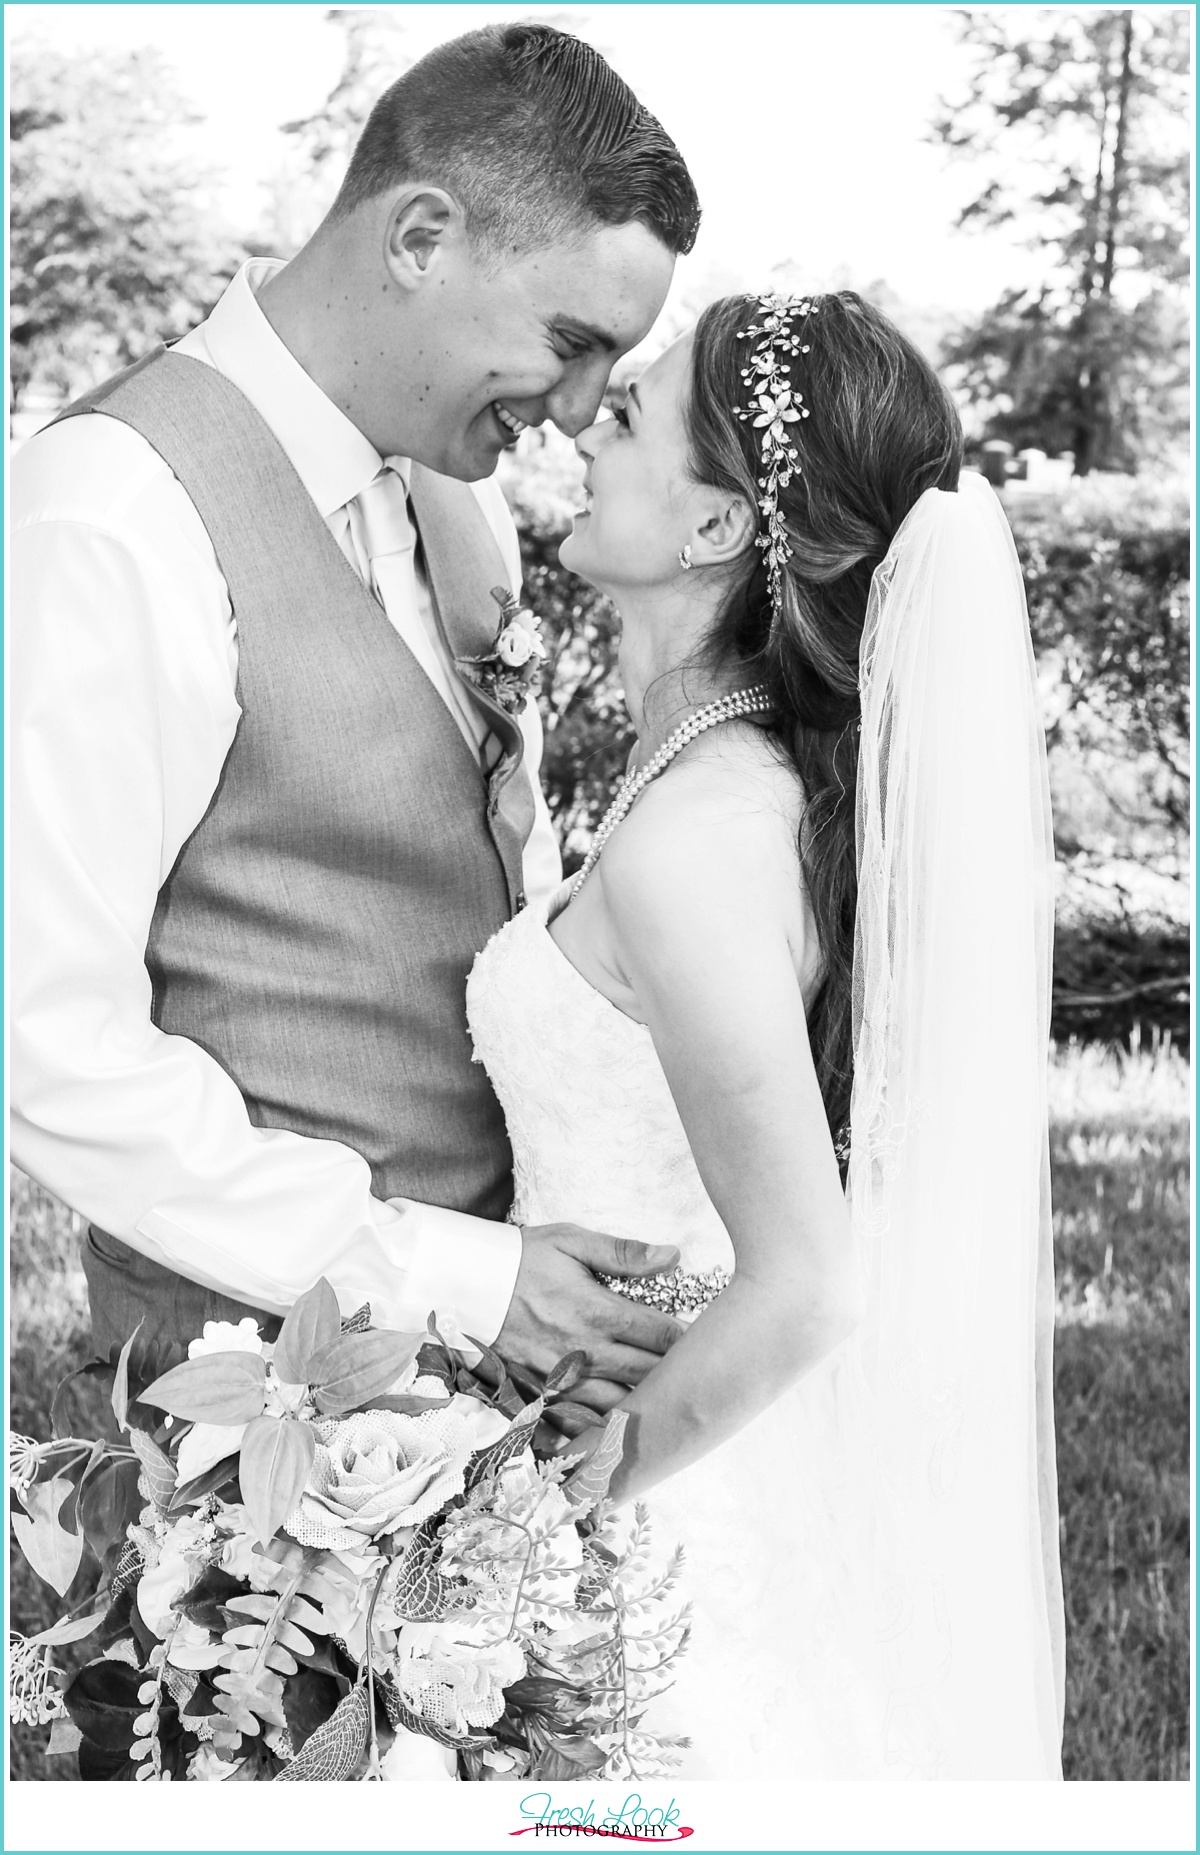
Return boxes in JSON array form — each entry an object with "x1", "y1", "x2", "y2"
[{"x1": 570, "y1": 683, "x2": 772, "y2": 897}]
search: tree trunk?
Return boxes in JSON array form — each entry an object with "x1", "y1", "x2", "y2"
[
  {"x1": 1099, "y1": 10, "x2": 1136, "y2": 302},
  {"x1": 1076, "y1": 10, "x2": 1136, "y2": 473}
]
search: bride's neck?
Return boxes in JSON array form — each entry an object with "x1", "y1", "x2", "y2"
[{"x1": 613, "y1": 586, "x2": 744, "y2": 765}]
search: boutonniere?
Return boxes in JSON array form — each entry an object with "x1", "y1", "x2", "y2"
[{"x1": 456, "y1": 587, "x2": 548, "y2": 716}]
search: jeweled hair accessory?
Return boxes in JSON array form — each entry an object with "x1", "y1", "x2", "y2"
[{"x1": 735, "y1": 294, "x2": 816, "y2": 610}]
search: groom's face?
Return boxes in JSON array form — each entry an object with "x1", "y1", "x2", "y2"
[{"x1": 385, "y1": 218, "x2": 675, "y2": 480}]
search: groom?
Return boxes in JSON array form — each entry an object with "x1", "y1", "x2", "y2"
[{"x1": 11, "y1": 24, "x2": 699, "y2": 1419}]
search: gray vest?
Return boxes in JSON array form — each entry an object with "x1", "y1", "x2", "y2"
[{"x1": 58, "y1": 348, "x2": 529, "y2": 1349}]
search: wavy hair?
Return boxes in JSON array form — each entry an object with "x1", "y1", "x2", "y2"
[{"x1": 684, "y1": 291, "x2": 963, "y2": 1141}]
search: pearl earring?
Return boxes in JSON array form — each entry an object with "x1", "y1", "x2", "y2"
[{"x1": 678, "y1": 545, "x2": 693, "y2": 570}]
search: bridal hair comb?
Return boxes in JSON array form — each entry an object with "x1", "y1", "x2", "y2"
[{"x1": 735, "y1": 294, "x2": 816, "y2": 611}]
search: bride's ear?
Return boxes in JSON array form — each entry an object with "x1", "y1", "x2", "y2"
[
  {"x1": 383, "y1": 187, "x2": 464, "y2": 290},
  {"x1": 691, "y1": 493, "x2": 758, "y2": 569}
]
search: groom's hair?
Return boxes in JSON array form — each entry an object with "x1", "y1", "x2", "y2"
[{"x1": 330, "y1": 23, "x2": 700, "y2": 258}]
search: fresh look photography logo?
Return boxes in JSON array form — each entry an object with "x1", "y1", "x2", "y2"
[{"x1": 511, "y1": 1791, "x2": 693, "y2": 1841}]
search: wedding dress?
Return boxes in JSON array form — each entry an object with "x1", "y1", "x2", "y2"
[
  {"x1": 466, "y1": 474, "x2": 1064, "y2": 1780},
  {"x1": 468, "y1": 884, "x2": 891, "y2": 1777}
]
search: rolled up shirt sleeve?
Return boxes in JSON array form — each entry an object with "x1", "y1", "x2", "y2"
[{"x1": 10, "y1": 418, "x2": 522, "y2": 1344}]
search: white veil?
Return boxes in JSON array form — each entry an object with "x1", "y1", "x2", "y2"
[{"x1": 842, "y1": 468, "x2": 1064, "y2": 1777}]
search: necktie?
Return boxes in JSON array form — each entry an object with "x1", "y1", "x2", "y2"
[
  {"x1": 347, "y1": 464, "x2": 419, "y2": 624},
  {"x1": 348, "y1": 465, "x2": 484, "y2": 754}
]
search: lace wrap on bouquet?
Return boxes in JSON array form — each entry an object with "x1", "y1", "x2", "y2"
[{"x1": 840, "y1": 469, "x2": 1065, "y2": 1775}]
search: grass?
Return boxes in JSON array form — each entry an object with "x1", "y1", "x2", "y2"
[
  {"x1": 7, "y1": 1035, "x2": 1192, "y2": 1780},
  {"x1": 1049, "y1": 1033, "x2": 1191, "y2": 1780}
]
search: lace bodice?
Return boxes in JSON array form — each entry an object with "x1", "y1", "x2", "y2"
[{"x1": 466, "y1": 883, "x2": 735, "y2": 1280}]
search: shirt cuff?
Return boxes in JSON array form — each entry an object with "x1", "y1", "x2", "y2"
[{"x1": 374, "y1": 1199, "x2": 522, "y2": 1349}]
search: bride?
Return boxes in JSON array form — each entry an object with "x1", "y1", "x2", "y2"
[{"x1": 466, "y1": 291, "x2": 1065, "y2": 1779}]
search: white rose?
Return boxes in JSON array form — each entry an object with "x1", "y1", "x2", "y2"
[
  {"x1": 174, "y1": 1421, "x2": 247, "y2": 1487},
  {"x1": 495, "y1": 623, "x2": 533, "y2": 668},
  {"x1": 216, "y1": 1506, "x2": 264, "y2": 1582},
  {"x1": 138, "y1": 1521, "x2": 210, "y2": 1638},
  {"x1": 394, "y1": 1615, "x2": 526, "y2": 1733},
  {"x1": 381, "y1": 1724, "x2": 457, "y2": 1782},
  {"x1": 188, "y1": 1318, "x2": 264, "y2": 1359},
  {"x1": 445, "y1": 1393, "x2": 512, "y2": 1451},
  {"x1": 285, "y1": 1407, "x2": 476, "y2": 1550},
  {"x1": 189, "y1": 1743, "x2": 241, "y2": 1781}
]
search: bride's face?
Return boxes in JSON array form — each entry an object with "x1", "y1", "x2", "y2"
[{"x1": 560, "y1": 332, "x2": 704, "y2": 593}]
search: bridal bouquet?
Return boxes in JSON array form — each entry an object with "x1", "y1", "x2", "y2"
[{"x1": 8, "y1": 1282, "x2": 688, "y2": 1782}]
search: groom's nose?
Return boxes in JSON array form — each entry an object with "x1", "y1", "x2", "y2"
[{"x1": 546, "y1": 362, "x2": 613, "y2": 438}]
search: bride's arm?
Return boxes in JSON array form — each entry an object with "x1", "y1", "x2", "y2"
[{"x1": 579, "y1": 781, "x2": 860, "y2": 1504}]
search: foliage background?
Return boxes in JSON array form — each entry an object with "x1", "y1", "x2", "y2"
[{"x1": 8, "y1": 3, "x2": 1191, "y2": 1783}]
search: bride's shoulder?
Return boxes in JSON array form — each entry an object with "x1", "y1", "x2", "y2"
[
  {"x1": 616, "y1": 728, "x2": 802, "y2": 852},
  {"x1": 596, "y1": 729, "x2": 807, "y2": 934}
]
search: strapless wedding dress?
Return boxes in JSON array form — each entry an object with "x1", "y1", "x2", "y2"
[{"x1": 466, "y1": 884, "x2": 895, "y2": 1780}]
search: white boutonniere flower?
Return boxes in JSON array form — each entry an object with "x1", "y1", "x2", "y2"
[{"x1": 457, "y1": 588, "x2": 548, "y2": 716}]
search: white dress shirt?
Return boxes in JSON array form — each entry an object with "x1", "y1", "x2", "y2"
[{"x1": 11, "y1": 258, "x2": 562, "y2": 1343}]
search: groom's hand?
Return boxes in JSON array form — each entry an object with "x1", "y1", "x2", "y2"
[{"x1": 495, "y1": 1223, "x2": 682, "y2": 1421}]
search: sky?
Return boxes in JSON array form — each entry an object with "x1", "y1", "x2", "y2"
[{"x1": 10, "y1": 0, "x2": 1052, "y2": 320}]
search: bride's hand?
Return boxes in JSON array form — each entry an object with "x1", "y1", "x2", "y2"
[{"x1": 495, "y1": 1222, "x2": 683, "y2": 1415}]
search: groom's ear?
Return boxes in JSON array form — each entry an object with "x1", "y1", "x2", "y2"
[
  {"x1": 382, "y1": 187, "x2": 465, "y2": 290},
  {"x1": 693, "y1": 493, "x2": 757, "y2": 568}
]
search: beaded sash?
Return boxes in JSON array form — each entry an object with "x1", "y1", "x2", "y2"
[{"x1": 595, "y1": 1264, "x2": 732, "y2": 1318}]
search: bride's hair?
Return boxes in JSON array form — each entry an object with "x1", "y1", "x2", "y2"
[{"x1": 684, "y1": 291, "x2": 963, "y2": 1144}]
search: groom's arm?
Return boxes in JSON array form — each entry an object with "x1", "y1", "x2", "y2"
[{"x1": 11, "y1": 417, "x2": 522, "y2": 1344}]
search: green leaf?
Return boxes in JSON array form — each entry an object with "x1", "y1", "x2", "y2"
[
  {"x1": 55, "y1": 1438, "x2": 105, "y2": 1539},
  {"x1": 167, "y1": 1451, "x2": 240, "y2": 1513},
  {"x1": 271, "y1": 1279, "x2": 340, "y2": 1386},
  {"x1": 565, "y1": 1409, "x2": 628, "y2": 1511},
  {"x1": 309, "y1": 1330, "x2": 421, "y2": 1415},
  {"x1": 128, "y1": 1427, "x2": 177, "y2": 1511},
  {"x1": 28, "y1": 1606, "x2": 108, "y2": 1649},
  {"x1": 78, "y1": 1459, "x2": 143, "y2": 1565},
  {"x1": 171, "y1": 1565, "x2": 247, "y2": 1633},
  {"x1": 390, "y1": 1517, "x2": 457, "y2": 1622},
  {"x1": 544, "y1": 1350, "x2": 588, "y2": 1398},
  {"x1": 529, "y1": 1733, "x2": 607, "y2": 1779},
  {"x1": 51, "y1": 1361, "x2": 123, "y2": 1449},
  {"x1": 47, "y1": 1716, "x2": 83, "y2": 1757},
  {"x1": 361, "y1": 1393, "x2": 450, "y2": 1416},
  {"x1": 378, "y1": 1676, "x2": 493, "y2": 1750},
  {"x1": 238, "y1": 1415, "x2": 315, "y2": 1546},
  {"x1": 282, "y1": 1662, "x2": 350, "y2": 1751},
  {"x1": 139, "y1": 1351, "x2": 267, "y2": 1425},
  {"x1": 63, "y1": 1658, "x2": 145, "y2": 1751},
  {"x1": 110, "y1": 1319, "x2": 144, "y2": 1432},
  {"x1": 414, "y1": 1340, "x2": 455, "y2": 1386},
  {"x1": 465, "y1": 1397, "x2": 543, "y2": 1493},
  {"x1": 542, "y1": 1400, "x2": 605, "y2": 1432},
  {"x1": 274, "y1": 1684, "x2": 370, "y2": 1780},
  {"x1": 12, "y1": 1476, "x2": 85, "y2": 1595}
]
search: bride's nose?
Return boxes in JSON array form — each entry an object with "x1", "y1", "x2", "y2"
[{"x1": 574, "y1": 421, "x2": 602, "y2": 463}]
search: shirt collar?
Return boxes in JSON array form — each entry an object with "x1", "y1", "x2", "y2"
[{"x1": 197, "y1": 258, "x2": 412, "y2": 515}]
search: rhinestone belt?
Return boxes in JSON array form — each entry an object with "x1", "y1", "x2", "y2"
[{"x1": 595, "y1": 1265, "x2": 731, "y2": 1317}]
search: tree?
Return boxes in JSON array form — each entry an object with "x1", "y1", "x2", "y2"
[
  {"x1": 269, "y1": 8, "x2": 414, "y2": 251},
  {"x1": 9, "y1": 43, "x2": 243, "y2": 410},
  {"x1": 933, "y1": 9, "x2": 1190, "y2": 473}
]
